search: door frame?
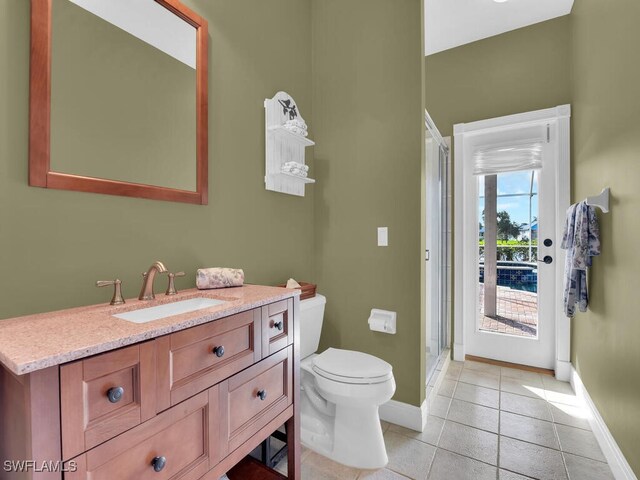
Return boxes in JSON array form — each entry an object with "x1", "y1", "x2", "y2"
[
  {"x1": 425, "y1": 133, "x2": 441, "y2": 359},
  {"x1": 424, "y1": 110, "x2": 451, "y2": 367},
  {"x1": 453, "y1": 105, "x2": 571, "y2": 380}
]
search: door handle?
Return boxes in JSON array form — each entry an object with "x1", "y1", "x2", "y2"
[{"x1": 538, "y1": 256, "x2": 553, "y2": 265}]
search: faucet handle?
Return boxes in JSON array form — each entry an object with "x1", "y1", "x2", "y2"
[
  {"x1": 166, "y1": 272, "x2": 186, "y2": 296},
  {"x1": 96, "y1": 279, "x2": 125, "y2": 305}
]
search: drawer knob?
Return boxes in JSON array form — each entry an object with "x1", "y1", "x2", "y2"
[
  {"x1": 212, "y1": 345, "x2": 225, "y2": 358},
  {"x1": 257, "y1": 389, "x2": 267, "y2": 401},
  {"x1": 151, "y1": 456, "x2": 167, "y2": 472},
  {"x1": 106, "y1": 386, "x2": 124, "y2": 403},
  {"x1": 273, "y1": 321, "x2": 284, "y2": 331}
]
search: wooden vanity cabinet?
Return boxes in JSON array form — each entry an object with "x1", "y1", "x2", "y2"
[
  {"x1": 262, "y1": 299, "x2": 294, "y2": 357},
  {"x1": 65, "y1": 388, "x2": 219, "y2": 480},
  {"x1": 0, "y1": 298, "x2": 300, "y2": 480},
  {"x1": 155, "y1": 309, "x2": 262, "y2": 410},
  {"x1": 59, "y1": 342, "x2": 157, "y2": 461},
  {"x1": 219, "y1": 346, "x2": 293, "y2": 456}
]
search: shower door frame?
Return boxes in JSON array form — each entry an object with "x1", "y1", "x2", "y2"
[
  {"x1": 425, "y1": 110, "x2": 450, "y2": 383},
  {"x1": 453, "y1": 105, "x2": 572, "y2": 380}
]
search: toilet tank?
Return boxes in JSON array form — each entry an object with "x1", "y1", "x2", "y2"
[{"x1": 299, "y1": 293, "x2": 326, "y2": 359}]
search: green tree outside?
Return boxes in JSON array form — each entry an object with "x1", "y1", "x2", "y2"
[{"x1": 480, "y1": 210, "x2": 537, "y2": 261}]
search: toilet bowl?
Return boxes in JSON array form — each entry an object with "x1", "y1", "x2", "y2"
[{"x1": 298, "y1": 294, "x2": 396, "y2": 469}]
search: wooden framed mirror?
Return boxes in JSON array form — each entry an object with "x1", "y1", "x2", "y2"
[{"x1": 29, "y1": 0, "x2": 208, "y2": 204}]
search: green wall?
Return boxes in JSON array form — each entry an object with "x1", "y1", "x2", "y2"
[
  {"x1": 425, "y1": 16, "x2": 573, "y2": 137},
  {"x1": 312, "y1": 0, "x2": 425, "y2": 406},
  {"x1": 571, "y1": 0, "x2": 640, "y2": 473},
  {"x1": 0, "y1": 0, "x2": 315, "y2": 319}
]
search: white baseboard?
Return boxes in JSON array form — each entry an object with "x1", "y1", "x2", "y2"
[
  {"x1": 379, "y1": 399, "x2": 427, "y2": 433},
  {"x1": 570, "y1": 367, "x2": 637, "y2": 480},
  {"x1": 555, "y1": 359, "x2": 571, "y2": 382},
  {"x1": 436, "y1": 354, "x2": 452, "y2": 390},
  {"x1": 380, "y1": 350, "x2": 451, "y2": 433},
  {"x1": 453, "y1": 343, "x2": 465, "y2": 362}
]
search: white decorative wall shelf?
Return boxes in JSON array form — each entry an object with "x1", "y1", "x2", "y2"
[{"x1": 264, "y1": 91, "x2": 315, "y2": 196}]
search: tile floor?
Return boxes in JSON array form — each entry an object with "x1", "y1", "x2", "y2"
[
  {"x1": 479, "y1": 284, "x2": 538, "y2": 338},
  {"x1": 274, "y1": 360, "x2": 615, "y2": 479}
]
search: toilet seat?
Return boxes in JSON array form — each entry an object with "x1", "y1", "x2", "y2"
[{"x1": 312, "y1": 348, "x2": 393, "y2": 385}]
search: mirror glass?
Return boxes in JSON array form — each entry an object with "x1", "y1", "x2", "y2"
[{"x1": 50, "y1": 0, "x2": 197, "y2": 192}]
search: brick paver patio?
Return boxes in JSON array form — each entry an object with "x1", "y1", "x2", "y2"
[{"x1": 478, "y1": 283, "x2": 538, "y2": 337}]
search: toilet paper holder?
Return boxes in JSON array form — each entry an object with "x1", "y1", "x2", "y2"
[{"x1": 368, "y1": 309, "x2": 397, "y2": 334}]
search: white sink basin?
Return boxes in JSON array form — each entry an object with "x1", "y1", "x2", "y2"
[{"x1": 114, "y1": 297, "x2": 226, "y2": 324}]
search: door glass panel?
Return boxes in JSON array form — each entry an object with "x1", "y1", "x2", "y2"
[
  {"x1": 477, "y1": 170, "x2": 539, "y2": 338},
  {"x1": 425, "y1": 124, "x2": 450, "y2": 386}
]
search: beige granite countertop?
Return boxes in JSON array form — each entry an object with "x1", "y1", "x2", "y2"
[{"x1": 0, "y1": 284, "x2": 298, "y2": 376}]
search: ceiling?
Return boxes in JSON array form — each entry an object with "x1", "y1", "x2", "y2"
[{"x1": 425, "y1": 0, "x2": 574, "y2": 56}]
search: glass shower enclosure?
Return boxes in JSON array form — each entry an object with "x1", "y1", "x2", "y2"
[{"x1": 425, "y1": 110, "x2": 450, "y2": 386}]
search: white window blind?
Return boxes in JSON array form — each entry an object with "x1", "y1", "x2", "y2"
[{"x1": 472, "y1": 141, "x2": 543, "y2": 176}]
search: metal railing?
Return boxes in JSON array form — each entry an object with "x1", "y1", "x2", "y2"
[{"x1": 479, "y1": 244, "x2": 538, "y2": 262}]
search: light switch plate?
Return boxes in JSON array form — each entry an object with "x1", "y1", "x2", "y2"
[{"x1": 377, "y1": 227, "x2": 388, "y2": 247}]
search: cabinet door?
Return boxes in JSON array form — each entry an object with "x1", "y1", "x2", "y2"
[
  {"x1": 219, "y1": 346, "x2": 293, "y2": 456},
  {"x1": 156, "y1": 309, "x2": 262, "y2": 410},
  {"x1": 261, "y1": 299, "x2": 294, "y2": 357},
  {"x1": 66, "y1": 387, "x2": 219, "y2": 480},
  {"x1": 60, "y1": 342, "x2": 156, "y2": 460}
]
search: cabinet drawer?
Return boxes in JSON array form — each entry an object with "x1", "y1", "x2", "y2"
[
  {"x1": 66, "y1": 388, "x2": 219, "y2": 480},
  {"x1": 156, "y1": 309, "x2": 262, "y2": 410},
  {"x1": 60, "y1": 342, "x2": 156, "y2": 460},
  {"x1": 219, "y1": 346, "x2": 293, "y2": 456},
  {"x1": 261, "y1": 299, "x2": 294, "y2": 357}
]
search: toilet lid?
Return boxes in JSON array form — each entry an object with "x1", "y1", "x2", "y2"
[{"x1": 312, "y1": 348, "x2": 393, "y2": 384}]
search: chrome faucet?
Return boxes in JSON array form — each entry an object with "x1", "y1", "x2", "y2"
[{"x1": 139, "y1": 261, "x2": 168, "y2": 300}]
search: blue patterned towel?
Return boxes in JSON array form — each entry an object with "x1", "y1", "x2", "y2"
[{"x1": 560, "y1": 201, "x2": 601, "y2": 316}]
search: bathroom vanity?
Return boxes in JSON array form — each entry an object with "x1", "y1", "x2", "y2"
[{"x1": 0, "y1": 285, "x2": 300, "y2": 479}]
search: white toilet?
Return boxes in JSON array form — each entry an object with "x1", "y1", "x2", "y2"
[{"x1": 299, "y1": 294, "x2": 396, "y2": 469}]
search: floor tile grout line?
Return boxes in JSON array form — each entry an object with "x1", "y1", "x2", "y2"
[
  {"x1": 357, "y1": 468, "x2": 412, "y2": 480},
  {"x1": 385, "y1": 427, "x2": 440, "y2": 449},
  {"x1": 560, "y1": 449, "x2": 611, "y2": 465},
  {"x1": 554, "y1": 419, "x2": 572, "y2": 480},
  {"x1": 451, "y1": 393, "x2": 498, "y2": 411},
  {"x1": 433, "y1": 444, "x2": 500, "y2": 470},
  {"x1": 457, "y1": 378, "x2": 583, "y2": 409},
  {"x1": 501, "y1": 409, "x2": 558, "y2": 425},
  {"x1": 386, "y1": 463, "x2": 420, "y2": 480},
  {"x1": 424, "y1": 444, "x2": 437, "y2": 480},
  {"x1": 499, "y1": 432, "x2": 563, "y2": 453},
  {"x1": 446, "y1": 391, "x2": 556, "y2": 421},
  {"x1": 558, "y1": 446, "x2": 611, "y2": 464},
  {"x1": 444, "y1": 367, "x2": 579, "y2": 403},
  {"x1": 498, "y1": 466, "x2": 539, "y2": 480}
]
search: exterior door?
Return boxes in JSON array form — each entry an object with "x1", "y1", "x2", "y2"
[{"x1": 455, "y1": 108, "x2": 570, "y2": 370}]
